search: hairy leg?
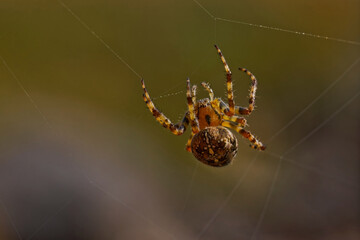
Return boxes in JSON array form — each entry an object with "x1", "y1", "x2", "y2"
[
  {"x1": 141, "y1": 79, "x2": 189, "y2": 135},
  {"x1": 214, "y1": 45, "x2": 235, "y2": 116},
  {"x1": 222, "y1": 121, "x2": 266, "y2": 150},
  {"x1": 235, "y1": 68, "x2": 258, "y2": 115},
  {"x1": 187, "y1": 78, "x2": 200, "y2": 135}
]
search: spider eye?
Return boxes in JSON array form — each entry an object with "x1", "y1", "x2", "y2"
[{"x1": 191, "y1": 126, "x2": 238, "y2": 167}]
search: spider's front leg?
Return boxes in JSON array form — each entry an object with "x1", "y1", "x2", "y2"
[
  {"x1": 221, "y1": 121, "x2": 266, "y2": 150},
  {"x1": 185, "y1": 82, "x2": 199, "y2": 152},
  {"x1": 215, "y1": 45, "x2": 235, "y2": 116},
  {"x1": 201, "y1": 82, "x2": 214, "y2": 101},
  {"x1": 141, "y1": 79, "x2": 190, "y2": 135},
  {"x1": 186, "y1": 78, "x2": 200, "y2": 135},
  {"x1": 235, "y1": 68, "x2": 258, "y2": 115},
  {"x1": 215, "y1": 45, "x2": 259, "y2": 116}
]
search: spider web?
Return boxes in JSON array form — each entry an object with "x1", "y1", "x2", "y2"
[{"x1": 0, "y1": 0, "x2": 359, "y2": 239}]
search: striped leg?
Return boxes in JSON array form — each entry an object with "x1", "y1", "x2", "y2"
[
  {"x1": 202, "y1": 83, "x2": 246, "y2": 128},
  {"x1": 178, "y1": 112, "x2": 190, "y2": 131},
  {"x1": 201, "y1": 82, "x2": 214, "y2": 101},
  {"x1": 191, "y1": 85, "x2": 197, "y2": 108},
  {"x1": 235, "y1": 68, "x2": 258, "y2": 115},
  {"x1": 187, "y1": 78, "x2": 200, "y2": 135},
  {"x1": 141, "y1": 79, "x2": 189, "y2": 135},
  {"x1": 222, "y1": 115, "x2": 247, "y2": 127},
  {"x1": 210, "y1": 98, "x2": 247, "y2": 127},
  {"x1": 211, "y1": 98, "x2": 230, "y2": 114},
  {"x1": 185, "y1": 133, "x2": 193, "y2": 152},
  {"x1": 215, "y1": 45, "x2": 235, "y2": 116},
  {"x1": 222, "y1": 121, "x2": 266, "y2": 150},
  {"x1": 185, "y1": 83, "x2": 200, "y2": 152}
]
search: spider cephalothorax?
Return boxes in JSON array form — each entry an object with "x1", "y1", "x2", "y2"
[{"x1": 141, "y1": 45, "x2": 265, "y2": 167}]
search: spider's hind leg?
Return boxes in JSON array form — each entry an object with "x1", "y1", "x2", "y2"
[
  {"x1": 222, "y1": 121, "x2": 265, "y2": 150},
  {"x1": 141, "y1": 79, "x2": 189, "y2": 135},
  {"x1": 185, "y1": 133, "x2": 194, "y2": 152}
]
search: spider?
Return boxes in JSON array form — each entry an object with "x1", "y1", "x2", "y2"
[{"x1": 141, "y1": 45, "x2": 266, "y2": 167}]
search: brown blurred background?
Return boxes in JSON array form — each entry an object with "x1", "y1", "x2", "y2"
[{"x1": 0, "y1": 0, "x2": 359, "y2": 239}]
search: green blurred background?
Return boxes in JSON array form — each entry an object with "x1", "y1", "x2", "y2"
[{"x1": 0, "y1": 0, "x2": 359, "y2": 239}]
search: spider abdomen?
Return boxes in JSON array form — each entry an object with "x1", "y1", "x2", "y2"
[{"x1": 191, "y1": 126, "x2": 238, "y2": 167}]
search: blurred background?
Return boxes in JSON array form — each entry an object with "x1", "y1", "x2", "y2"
[{"x1": 0, "y1": 0, "x2": 359, "y2": 239}]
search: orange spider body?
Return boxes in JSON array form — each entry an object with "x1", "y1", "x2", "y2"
[{"x1": 195, "y1": 99, "x2": 221, "y2": 129}]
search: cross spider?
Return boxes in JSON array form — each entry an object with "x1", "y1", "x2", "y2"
[{"x1": 141, "y1": 45, "x2": 265, "y2": 167}]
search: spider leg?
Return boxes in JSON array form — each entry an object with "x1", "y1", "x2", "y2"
[
  {"x1": 185, "y1": 133, "x2": 193, "y2": 152},
  {"x1": 221, "y1": 121, "x2": 266, "y2": 150},
  {"x1": 211, "y1": 98, "x2": 230, "y2": 113},
  {"x1": 235, "y1": 68, "x2": 258, "y2": 115},
  {"x1": 185, "y1": 82, "x2": 198, "y2": 152},
  {"x1": 214, "y1": 45, "x2": 235, "y2": 116},
  {"x1": 191, "y1": 85, "x2": 197, "y2": 106},
  {"x1": 201, "y1": 82, "x2": 214, "y2": 101},
  {"x1": 211, "y1": 98, "x2": 247, "y2": 127},
  {"x1": 141, "y1": 79, "x2": 189, "y2": 135},
  {"x1": 222, "y1": 115, "x2": 247, "y2": 127},
  {"x1": 187, "y1": 78, "x2": 200, "y2": 135}
]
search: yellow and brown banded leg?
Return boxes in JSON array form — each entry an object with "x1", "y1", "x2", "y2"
[
  {"x1": 201, "y1": 82, "x2": 214, "y2": 101},
  {"x1": 211, "y1": 98, "x2": 230, "y2": 114},
  {"x1": 141, "y1": 79, "x2": 189, "y2": 135},
  {"x1": 191, "y1": 85, "x2": 197, "y2": 107},
  {"x1": 214, "y1": 45, "x2": 235, "y2": 116},
  {"x1": 187, "y1": 78, "x2": 200, "y2": 135},
  {"x1": 222, "y1": 115, "x2": 247, "y2": 127},
  {"x1": 186, "y1": 84, "x2": 197, "y2": 152},
  {"x1": 221, "y1": 121, "x2": 266, "y2": 150},
  {"x1": 185, "y1": 132, "x2": 194, "y2": 152},
  {"x1": 186, "y1": 84, "x2": 198, "y2": 152},
  {"x1": 211, "y1": 98, "x2": 247, "y2": 127},
  {"x1": 235, "y1": 68, "x2": 258, "y2": 115},
  {"x1": 202, "y1": 82, "x2": 245, "y2": 128}
]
